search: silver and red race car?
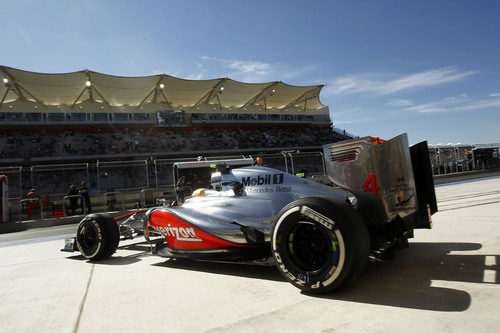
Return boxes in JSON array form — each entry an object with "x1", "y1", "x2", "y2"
[{"x1": 64, "y1": 133, "x2": 437, "y2": 294}]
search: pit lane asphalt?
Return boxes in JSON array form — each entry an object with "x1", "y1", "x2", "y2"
[{"x1": 0, "y1": 175, "x2": 499, "y2": 332}]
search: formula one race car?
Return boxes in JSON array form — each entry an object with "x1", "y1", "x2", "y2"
[{"x1": 63, "y1": 133, "x2": 437, "y2": 294}]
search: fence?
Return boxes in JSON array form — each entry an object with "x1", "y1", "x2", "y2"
[
  {"x1": 8, "y1": 149, "x2": 500, "y2": 201},
  {"x1": 4, "y1": 146, "x2": 500, "y2": 221},
  {"x1": 288, "y1": 151, "x2": 325, "y2": 175},
  {"x1": 430, "y1": 145, "x2": 500, "y2": 175},
  {"x1": 0, "y1": 166, "x2": 22, "y2": 199},
  {"x1": 249, "y1": 153, "x2": 290, "y2": 172},
  {"x1": 97, "y1": 160, "x2": 149, "y2": 192},
  {"x1": 31, "y1": 163, "x2": 89, "y2": 196},
  {"x1": 153, "y1": 159, "x2": 175, "y2": 190}
]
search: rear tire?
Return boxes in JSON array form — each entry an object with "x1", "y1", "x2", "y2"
[
  {"x1": 76, "y1": 213, "x2": 120, "y2": 260},
  {"x1": 271, "y1": 196, "x2": 369, "y2": 294}
]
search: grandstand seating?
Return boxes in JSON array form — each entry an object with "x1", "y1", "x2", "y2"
[{"x1": 0, "y1": 125, "x2": 349, "y2": 159}]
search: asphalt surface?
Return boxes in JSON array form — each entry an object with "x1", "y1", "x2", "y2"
[{"x1": 0, "y1": 174, "x2": 499, "y2": 332}]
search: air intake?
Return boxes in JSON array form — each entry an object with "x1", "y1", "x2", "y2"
[{"x1": 327, "y1": 138, "x2": 369, "y2": 163}]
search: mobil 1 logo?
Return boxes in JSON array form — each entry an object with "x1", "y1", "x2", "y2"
[{"x1": 242, "y1": 173, "x2": 284, "y2": 187}]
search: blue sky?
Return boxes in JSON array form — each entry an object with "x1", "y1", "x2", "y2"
[{"x1": 1, "y1": 0, "x2": 499, "y2": 144}]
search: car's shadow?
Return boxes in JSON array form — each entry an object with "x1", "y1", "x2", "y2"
[
  {"x1": 153, "y1": 258, "x2": 284, "y2": 282},
  {"x1": 66, "y1": 241, "x2": 152, "y2": 265},
  {"x1": 68, "y1": 241, "x2": 498, "y2": 312},
  {"x1": 156, "y1": 242, "x2": 498, "y2": 312},
  {"x1": 313, "y1": 242, "x2": 498, "y2": 312}
]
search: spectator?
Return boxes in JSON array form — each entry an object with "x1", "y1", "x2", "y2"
[
  {"x1": 79, "y1": 181, "x2": 91, "y2": 213},
  {"x1": 26, "y1": 189, "x2": 38, "y2": 219},
  {"x1": 67, "y1": 184, "x2": 79, "y2": 215},
  {"x1": 176, "y1": 176, "x2": 187, "y2": 203}
]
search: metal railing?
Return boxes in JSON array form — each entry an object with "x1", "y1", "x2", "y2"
[
  {"x1": 103, "y1": 191, "x2": 125, "y2": 212},
  {"x1": 19, "y1": 198, "x2": 43, "y2": 221},
  {"x1": 288, "y1": 151, "x2": 326, "y2": 176},
  {"x1": 429, "y1": 145, "x2": 499, "y2": 175},
  {"x1": 0, "y1": 166, "x2": 22, "y2": 199},
  {"x1": 62, "y1": 195, "x2": 86, "y2": 217},
  {"x1": 97, "y1": 160, "x2": 149, "y2": 193},
  {"x1": 5, "y1": 147, "x2": 500, "y2": 222},
  {"x1": 30, "y1": 163, "x2": 89, "y2": 196}
]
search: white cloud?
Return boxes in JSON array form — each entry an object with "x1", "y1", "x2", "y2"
[
  {"x1": 386, "y1": 98, "x2": 414, "y2": 107},
  {"x1": 226, "y1": 60, "x2": 271, "y2": 75},
  {"x1": 184, "y1": 71, "x2": 206, "y2": 80},
  {"x1": 489, "y1": 92, "x2": 500, "y2": 97},
  {"x1": 326, "y1": 67, "x2": 477, "y2": 96},
  {"x1": 454, "y1": 98, "x2": 500, "y2": 112},
  {"x1": 196, "y1": 56, "x2": 271, "y2": 81},
  {"x1": 197, "y1": 56, "x2": 317, "y2": 82},
  {"x1": 13, "y1": 21, "x2": 32, "y2": 46},
  {"x1": 282, "y1": 64, "x2": 319, "y2": 79},
  {"x1": 407, "y1": 94, "x2": 500, "y2": 113}
]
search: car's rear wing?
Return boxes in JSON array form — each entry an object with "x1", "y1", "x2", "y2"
[{"x1": 323, "y1": 133, "x2": 437, "y2": 228}]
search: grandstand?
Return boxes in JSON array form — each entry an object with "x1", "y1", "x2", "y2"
[
  {"x1": 0, "y1": 66, "x2": 342, "y2": 163},
  {"x1": 0, "y1": 66, "x2": 352, "y2": 216}
]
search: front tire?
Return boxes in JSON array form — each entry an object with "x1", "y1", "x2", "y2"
[
  {"x1": 272, "y1": 197, "x2": 369, "y2": 294},
  {"x1": 76, "y1": 213, "x2": 120, "y2": 260}
]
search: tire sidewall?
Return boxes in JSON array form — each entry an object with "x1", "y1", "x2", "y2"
[
  {"x1": 76, "y1": 216, "x2": 103, "y2": 259},
  {"x1": 272, "y1": 197, "x2": 361, "y2": 293},
  {"x1": 76, "y1": 213, "x2": 119, "y2": 260}
]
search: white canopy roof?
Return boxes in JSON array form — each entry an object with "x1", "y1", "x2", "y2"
[{"x1": 0, "y1": 66, "x2": 325, "y2": 110}]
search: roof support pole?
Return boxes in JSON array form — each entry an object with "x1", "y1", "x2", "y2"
[
  {"x1": 159, "y1": 89, "x2": 174, "y2": 109},
  {"x1": 152, "y1": 75, "x2": 165, "y2": 103},
  {"x1": 281, "y1": 86, "x2": 323, "y2": 110},
  {"x1": 239, "y1": 81, "x2": 280, "y2": 109},
  {"x1": 193, "y1": 78, "x2": 226, "y2": 108},
  {"x1": 1, "y1": 66, "x2": 26, "y2": 100},
  {"x1": 85, "y1": 70, "x2": 94, "y2": 101},
  {"x1": 17, "y1": 83, "x2": 46, "y2": 108},
  {"x1": 91, "y1": 85, "x2": 112, "y2": 109},
  {"x1": 71, "y1": 86, "x2": 87, "y2": 110},
  {"x1": 136, "y1": 88, "x2": 156, "y2": 110},
  {"x1": 0, "y1": 88, "x2": 11, "y2": 108},
  {"x1": 216, "y1": 94, "x2": 222, "y2": 110}
]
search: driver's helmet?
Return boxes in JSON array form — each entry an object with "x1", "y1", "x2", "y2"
[{"x1": 210, "y1": 171, "x2": 243, "y2": 195}]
